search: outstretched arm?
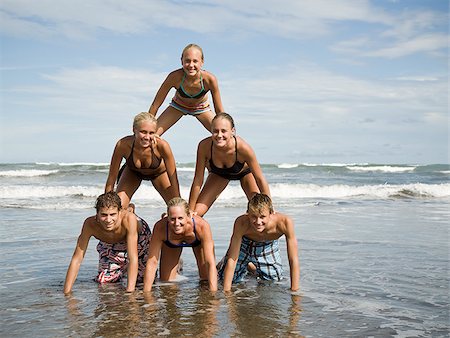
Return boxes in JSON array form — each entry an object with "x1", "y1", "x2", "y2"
[
  {"x1": 207, "y1": 73, "x2": 224, "y2": 113},
  {"x1": 143, "y1": 222, "x2": 163, "y2": 292},
  {"x1": 284, "y1": 216, "x2": 300, "y2": 291},
  {"x1": 149, "y1": 72, "x2": 177, "y2": 116},
  {"x1": 159, "y1": 140, "x2": 180, "y2": 198},
  {"x1": 125, "y1": 213, "x2": 139, "y2": 292},
  {"x1": 188, "y1": 140, "x2": 208, "y2": 211},
  {"x1": 223, "y1": 218, "x2": 245, "y2": 291},
  {"x1": 63, "y1": 221, "x2": 91, "y2": 294},
  {"x1": 105, "y1": 139, "x2": 126, "y2": 193},
  {"x1": 242, "y1": 141, "x2": 271, "y2": 197},
  {"x1": 198, "y1": 218, "x2": 218, "y2": 292}
]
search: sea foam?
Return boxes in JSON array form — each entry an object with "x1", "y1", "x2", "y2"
[
  {"x1": 346, "y1": 165, "x2": 416, "y2": 173},
  {"x1": 0, "y1": 169, "x2": 59, "y2": 177}
]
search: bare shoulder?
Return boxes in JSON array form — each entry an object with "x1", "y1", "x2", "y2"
[
  {"x1": 199, "y1": 136, "x2": 212, "y2": 146},
  {"x1": 235, "y1": 136, "x2": 254, "y2": 156},
  {"x1": 193, "y1": 214, "x2": 210, "y2": 230},
  {"x1": 81, "y1": 216, "x2": 97, "y2": 237},
  {"x1": 273, "y1": 212, "x2": 294, "y2": 233},
  {"x1": 234, "y1": 214, "x2": 251, "y2": 235},
  {"x1": 236, "y1": 136, "x2": 250, "y2": 149},
  {"x1": 197, "y1": 137, "x2": 212, "y2": 153},
  {"x1": 202, "y1": 70, "x2": 217, "y2": 82},
  {"x1": 116, "y1": 135, "x2": 133, "y2": 149},
  {"x1": 122, "y1": 210, "x2": 138, "y2": 230},
  {"x1": 156, "y1": 137, "x2": 170, "y2": 150},
  {"x1": 83, "y1": 216, "x2": 96, "y2": 228},
  {"x1": 167, "y1": 69, "x2": 184, "y2": 83},
  {"x1": 151, "y1": 217, "x2": 166, "y2": 238}
]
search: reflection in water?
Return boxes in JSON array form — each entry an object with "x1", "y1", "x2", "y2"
[
  {"x1": 143, "y1": 282, "x2": 220, "y2": 337},
  {"x1": 65, "y1": 281, "x2": 222, "y2": 337},
  {"x1": 64, "y1": 278, "x2": 303, "y2": 337},
  {"x1": 225, "y1": 282, "x2": 303, "y2": 337}
]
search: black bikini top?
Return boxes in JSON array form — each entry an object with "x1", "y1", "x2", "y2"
[
  {"x1": 126, "y1": 140, "x2": 162, "y2": 173},
  {"x1": 163, "y1": 218, "x2": 201, "y2": 248},
  {"x1": 209, "y1": 136, "x2": 246, "y2": 176},
  {"x1": 176, "y1": 72, "x2": 208, "y2": 99}
]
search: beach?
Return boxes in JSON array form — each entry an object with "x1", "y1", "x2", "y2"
[{"x1": 0, "y1": 162, "x2": 449, "y2": 337}]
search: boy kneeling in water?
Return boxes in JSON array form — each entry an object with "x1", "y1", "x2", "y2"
[
  {"x1": 64, "y1": 192, "x2": 150, "y2": 294},
  {"x1": 218, "y1": 193, "x2": 300, "y2": 291}
]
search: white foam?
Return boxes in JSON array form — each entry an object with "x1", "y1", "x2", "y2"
[
  {"x1": 269, "y1": 182, "x2": 450, "y2": 199},
  {"x1": 0, "y1": 185, "x2": 101, "y2": 199},
  {"x1": 0, "y1": 169, "x2": 59, "y2": 177},
  {"x1": 346, "y1": 165, "x2": 416, "y2": 173},
  {"x1": 57, "y1": 162, "x2": 110, "y2": 166},
  {"x1": 1, "y1": 182, "x2": 449, "y2": 204},
  {"x1": 36, "y1": 162, "x2": 109, "y2": 166},
  {"x1": 302, "y1": 163, "x2": 369, "y2": 167},
  {"x1": 176, "y1": 167, "x2": 195, "y2": 172},
  {"x1": 278, "y1": 163, "x2": 299, "y2": 169}
]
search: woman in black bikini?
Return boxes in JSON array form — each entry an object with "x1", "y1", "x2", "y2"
[
  {"x1": 189, "y1": 112, "x2": 271, "y2": 217},
  {"x1": 104, "y1": 112, "x2": 180, "y2": 209},
  {"x1": 143, "y1": 197, "x2": 218, "y2": 292},
  {"x1": 148, "y1": 43, "x2": 224, "y2": 136}
]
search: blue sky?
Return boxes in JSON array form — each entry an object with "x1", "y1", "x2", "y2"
[{"x1": 0, "y1": 0, "x2": 448, "y2": 164}]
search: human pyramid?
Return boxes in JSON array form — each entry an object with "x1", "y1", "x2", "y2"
[{"x1": 64, "y1": 44, "x2": 299, "y2": 295}]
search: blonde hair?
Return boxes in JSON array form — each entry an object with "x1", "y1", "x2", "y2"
[
  {"x1": 181, "y1": 43, "x2": 204, "y2": 62},
  {"x1": 133, "y1": 112, "x2": 157, "y2": 130},
  {"x1": 247, "y1": 193, "x2": 274, "y2": 215},
  {"x1": 167, "y1": 197, "x2": 190, "y2": 215}
]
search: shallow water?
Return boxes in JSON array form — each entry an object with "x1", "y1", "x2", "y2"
[
  {"x1": 0, "y1": 163, "x2": 449, "y2": 337},
  {"x1": 1, "y1": 198, "x2": 449, "y2": 337}
]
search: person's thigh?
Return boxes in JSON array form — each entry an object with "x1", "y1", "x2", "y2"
[
  {"x1": 116, "y1": 167, "x2": 142, "y2": 208},
  {"x1": 156, "y1": 106, "x2": 184, "y2": 135},
  {"x1": 195, "y1": 174, "x2": 229, "y2": 216},
  {"x1": 159, "y1": 244, "x2": 182, "y2": 280}
]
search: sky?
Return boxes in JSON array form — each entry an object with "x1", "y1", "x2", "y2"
[{"x1": 0, "y1": 0, "x2": 448, "y2": 165}]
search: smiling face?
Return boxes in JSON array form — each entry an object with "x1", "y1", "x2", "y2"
[
  {"x1": 167, "y1": 205, "x2": 189, "y2": 235},
  {"x1": 133, "y1": 120, "x2": 157, "y2": 147},
  {"x1": 181, "y1": 46, "x2": 204, "y2": 77},
  {"x1": 97, "y1": 206, "x2": 120, "y2": 232},
  {"x1": 211, "y1": 116, "x2": 235, "y2": 148},
  {"x1": 248, "y1": 206, "x2": 271, "y2": 233}
]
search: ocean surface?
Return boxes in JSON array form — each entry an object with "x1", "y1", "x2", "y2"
[{"x1": 0, "y1": 162, "x2": 449, "y2": 337}]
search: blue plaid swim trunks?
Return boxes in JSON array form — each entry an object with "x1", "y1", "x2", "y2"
[{"x1": 218, "y1": 235, "x2": 283, "y2": 283}]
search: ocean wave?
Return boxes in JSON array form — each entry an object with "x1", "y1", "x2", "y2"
[
  {"x1": 176, "y1": 167, "x2": 195, "y2": 172},
  {"x1": 0, "y1": 169, "x2": 59, "y2": 177},
  {"x1": 1, "y1": 183, "x2": 449, "y2": 204},
  {"x1": 278, "y1": 163, "x2": 299, "y2": 169},
  {"x1": 0, "y1": 185, "x2": 101, "y2": 199},
  {"x1": 346, "y1": 165, "x2": 416, "y2": 173},
  {"x1": 36, "y1": 162, "x2": 109, "y2": 167},
  {"x1": 268, "y1": 183, "x2": 450, "y2": 199},
  {"x1": 1, "y1": 201, "x2": 92, "y2": 210},
  {"x1": 301, "y1": 163, "x2": 370, "y2": 167}
]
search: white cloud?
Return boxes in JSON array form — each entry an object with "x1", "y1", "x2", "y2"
[
  {"x1": 381, "y1": 9, "x2": 447, "y2": 40},
  {"x1": 3, "y1": 58, "x2": 446, "y2": 135},
  {"x1": 393, "y1": 76, "x2": 440, "y2": 82},
  {"x1": 423, "y1": 112, "x2": 448, "y2": 125},
  {"x1": 331, "y1": 4, "x2": 448, "y2": 59},
  {"x1": 362, "y1": 33, "x2": 449, "y2": 58},
  {"x1": 0, "y1": 0, "x2": 393, "y2": 40},
  {"x1": 3, "y1": 66, "x2": 167, "y2": 119},
  {"x1": 1, "y1": 1, "x2": 447, "y2": 163}
]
